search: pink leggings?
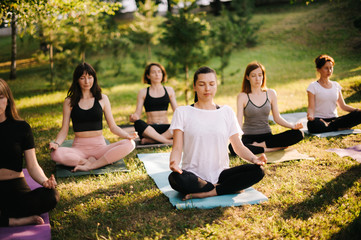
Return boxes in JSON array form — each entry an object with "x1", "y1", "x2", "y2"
[{"x1": 51, "y1": 135, "x2": 135, "y2": 166}]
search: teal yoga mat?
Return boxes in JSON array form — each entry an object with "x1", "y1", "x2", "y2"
[
  {"x1": 55, "y1": 139, "x2": 129, "y2": 178},
  {"x1": 137, "y1": 152, "x2": 268, "y2": 209}
]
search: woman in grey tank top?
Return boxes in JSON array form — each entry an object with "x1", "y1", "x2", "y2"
[{"x1": 229, "y1": 62, "x2": 304, "y2": 155}]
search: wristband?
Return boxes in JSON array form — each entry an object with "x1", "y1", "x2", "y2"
[{"x1": 52, "y1": 141, "x2": 60, "y2": 146}]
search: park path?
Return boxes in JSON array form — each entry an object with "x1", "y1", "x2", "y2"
[{"x1": 0, "y1": 27, "x2": 11, "y2": 36}]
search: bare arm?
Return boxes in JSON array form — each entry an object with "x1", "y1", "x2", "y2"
[
  {"x1": 169, "y1": 129, "x2": 183, "y2": 174},
  {"x1": 337, "y1": 90, "x2": 359, "y2": 112},
  {"x1": 236, "y1": 93, "x2": 246, "y2": 127},
  {"x1": 129, "y1": 89, "x2": 146, "y2": 122},
  {"x1": 25, "y1": 149, "x2": 57, "y2": 189},
  {"x1": 167, "y1": 86, "x2": 178, "y2": 112},
  {"x1": 270, "y1": 89, "x2": 302, "y2": 129},
  {"x1": 307, "y1": 91, "x2": 316, "y2": 121},
  {"x1": 49, "y1": 98, "x2": 71, "y2": 150},
  {"x1": 229, "y1": 133, "x2": 267, "y2": 166},
  {"x1": 103, "y1": 94, "x2": 137, "y2": 140}
]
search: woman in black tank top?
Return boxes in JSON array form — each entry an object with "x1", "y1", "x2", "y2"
[
  {"x1": 49, "y1": 63, "x2": 137, "y2": 172},
  {"x1": 129, "y1": 63, "x2": 178, "y2": 145}
]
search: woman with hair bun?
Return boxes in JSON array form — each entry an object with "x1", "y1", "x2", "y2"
[
  {"x1": 307, "y1": 55, "x2": 361, "y2": 133},
  {"x1": 129, "y1": 63, "x2": 178, "y2": 144}
]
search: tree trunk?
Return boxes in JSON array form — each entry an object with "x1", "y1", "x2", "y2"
[
  {"x1": 49, "y1": 43, "x2": 54, "y2": 88},
  {"x1": 10, "y1": 13, "x2": 17, "y2": 80},
  {"x1": 81, "y1": 50, "x2": 85, "y2": 63},
  {"x1": 211, "y1": 0, "x2": 222, "y2": 16},
  {"x1": 221, "y1": 68, "x2": 224, "y2": 85},
  {"x1": 167, "y1": 0, "x2": 172, "y2": 14},
  {"x1": 147, "y1": 43, "x2": 152, "y2": 62},
  {"x1": 185, "y1": 64, "x2": 189, "y2": 105}
]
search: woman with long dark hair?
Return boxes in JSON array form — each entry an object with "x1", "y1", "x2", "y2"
[
  {"x1": 0, "y1": 78, "x2": 59, "y2": 227},
  {"x1": 50, "y1": 63, "x2": 136, "y2": 172}
]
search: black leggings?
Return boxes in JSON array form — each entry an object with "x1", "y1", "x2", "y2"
[
  {"x1": 134, "y1": 120, "x2": 170, "y2": 139},
  {"x1": 307, "y1": 111, "x2": 361, "y2": 133},
  {"x1": 0, "y1": 177, "x2": 60, "y2": 227},
  {"x1": 229, "y1": 130, "x2": 304, "y2": 155},
  {"x1": 168, "y1": 164, "x2": 265, "y2": 196}
]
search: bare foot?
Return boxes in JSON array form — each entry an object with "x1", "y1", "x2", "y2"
[
  {"x1": 141, "y1": 138, "x2": 173, "y2": 145},
  {"x1": 320, "y1": 119, "x2": 330, "y2": 127},
  {"x1": 183, "y1": 189, "x2": 217, "y2": 200},
  {"x1": 251, "y1": 141, "x2": 264, "y2": 148},
  {"x1": 140, "y1": 138, "x2": 157, "y2": 145},
  {"x1": 78, "y1": 159, "x2": 88, "y2": 165},
  {"x1": 9, "y1": 215, "x2": 44, "y2": 226},
  {"x1": 263, "y1": 146, "x2": 287, "y2": 153},
  {"x1": 73, "y1": 161, "x2": 92, "y2": 172},
  {"x1": 87, "y1": 156, "x2": 97, "y2": 163},
  {"x1": 235, "y1": 189, "x2": 245, "y2": 194}
]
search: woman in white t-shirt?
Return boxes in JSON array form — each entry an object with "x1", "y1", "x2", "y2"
[
  {"x1": 307, "y1": 55, "x2": 361, "y2": 133},
  {"x1": 168, "y1": 66, "x2": 267, "y2": 200}
]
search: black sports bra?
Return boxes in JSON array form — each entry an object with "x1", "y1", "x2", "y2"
[
  {"x1": 143, "y1": 87, "x2": 170, "y2": 112},
  {"x1": 71, "y1": 99, "x2": 103, "y2": 132}
]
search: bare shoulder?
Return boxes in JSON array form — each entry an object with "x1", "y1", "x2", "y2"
[
  {"x1": 138, "y1": 88, "x2": 147, "y2": 97},
  {"x1": 64, "y1": 97, "x2": 71, "y2": 107},
  {"x1": 101, "y1": 93, "x2": 109, "y2": 101},
  {"x1": 237, "y1": 92, "x2": 248, "y2": 102},
  {"x1": 267, "y1": 89, "x2": 277, "y2": 98},
  {"x1": 165, "y1": 86, "x2": 175, "y2": 95}
]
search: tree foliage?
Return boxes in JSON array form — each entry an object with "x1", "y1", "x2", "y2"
[
  {"x1": 160, "y1": 1, "x2": 209, "y2": 104},
  {"x1": 210, "y1": 0, "x2": 258, "y2": 85},
  {"x1": 128, "y1": 0, "x2": 164, "y2": 62},
  {"x1": 0, "y1": 0, "x2": 37, "y2": 80}
]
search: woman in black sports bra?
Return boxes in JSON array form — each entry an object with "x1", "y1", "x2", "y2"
[
  {"x1": 49, "y1": 63, "x2": 137, "y2": 172},
  {"x1": 129, "y1": 63, "x2": 178, "y2": 144}
]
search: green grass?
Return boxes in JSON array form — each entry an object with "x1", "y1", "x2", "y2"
[{"x1": 1, "y1": 1, "x2": 361, "y2": 239}]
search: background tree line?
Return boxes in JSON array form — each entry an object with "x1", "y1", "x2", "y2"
[{"x1": 1, "y1": 0, "x2": 360, "y2": 102}]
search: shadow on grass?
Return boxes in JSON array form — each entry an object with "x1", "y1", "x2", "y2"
[
  {"x1": 330, "y1": 213, "x2": 361, "y2": 240},
  {"x1": 282, "y1": 164, "x2": 361, "y2": 220},
  {"x1": 345, "y1": 87, "x2": 361, "y2": 104},
  {"x1": 52, "y1": 176, "x2": 226, "y2": 239}
]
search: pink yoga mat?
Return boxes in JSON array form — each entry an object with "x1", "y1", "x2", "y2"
[
  {"x1": 327, "y1": 145, "x2": 361, "y2": 163},
  {"x1": 0, "y1": 169, "x2": 51, "y2": 240}
]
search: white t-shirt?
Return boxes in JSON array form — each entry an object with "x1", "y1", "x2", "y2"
[
  {"x1": 170, "y1": 105, "x2": 243, "y2": 184},
  {"x1": 307, "y1": 81, "x2": 342, "y2": 119}
]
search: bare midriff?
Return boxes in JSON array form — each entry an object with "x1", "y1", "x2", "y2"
[
  {"x1": 0, "y1": 168, "x2": 24, "y2": 181},
  {"x1": 146, "y1": 110, "x2": 169, "y2": 124},
  {"x1": 74, "y1": 129, "x2": 103, "y2": 138}
]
